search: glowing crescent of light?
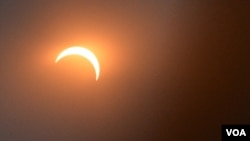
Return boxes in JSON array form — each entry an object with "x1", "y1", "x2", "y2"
[{"x1": 55, "y1": 46, "x2": 100, "y2": 80}]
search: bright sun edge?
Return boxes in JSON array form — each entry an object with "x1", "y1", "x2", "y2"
[{"x1": 55, "y1": 46, "x2": 100, "y2": 81}]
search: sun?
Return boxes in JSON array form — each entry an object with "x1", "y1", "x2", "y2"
[{"x1": 55, "y1": 46, "x2": 100, "y2": 80}]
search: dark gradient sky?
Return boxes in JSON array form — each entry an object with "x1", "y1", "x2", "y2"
[{"x1": 0, "y1": 1, "x2": 249, "y2": 141}]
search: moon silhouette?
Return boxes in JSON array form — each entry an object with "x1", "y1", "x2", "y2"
[{"x1": 55, "y1": 46, "x2": 100, "y2": 80}]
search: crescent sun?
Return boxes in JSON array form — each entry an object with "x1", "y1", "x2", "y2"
[{"x1": 55, "y1": 46, "x2": 100, "y2": 80}]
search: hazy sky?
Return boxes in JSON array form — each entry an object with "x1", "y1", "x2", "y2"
[{"x1": 0, "y1": 1, "x2": 249, "y2": 141}]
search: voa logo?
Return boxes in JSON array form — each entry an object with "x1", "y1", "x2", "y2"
[{"x1": 226, "y1": 129, "x2": 246, "y2": 136}]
